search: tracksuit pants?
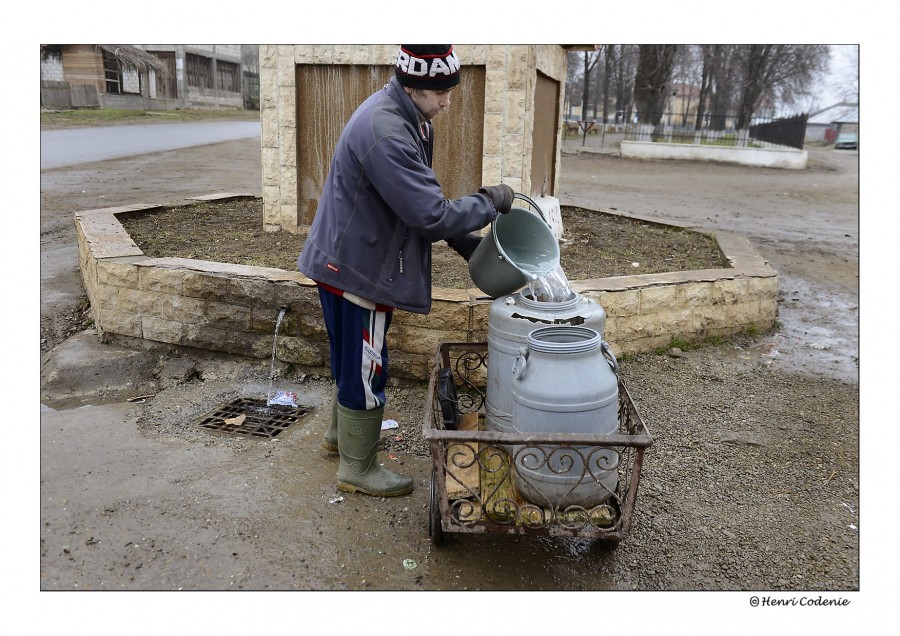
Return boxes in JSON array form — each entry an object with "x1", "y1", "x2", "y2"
[{"x1": 317, "y1": 286, "x2": 392, "y2": 411}]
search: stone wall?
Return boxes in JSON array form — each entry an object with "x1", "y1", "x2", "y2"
[
  {"x1": 41, "y1": 57, "x2": 65, "y2": 82},
  {"x1": 184, "y1": 86, "x2": 244, "y2": 108},
  {"x1": 621, "y1": 140, "x2": 808, "y2": 170},
  {"x1": 76, "y1": 195, "x2": 777, "y2": 381}
]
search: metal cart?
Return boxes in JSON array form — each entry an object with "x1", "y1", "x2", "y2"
[{"x1": 423, "y1": 342, "x2": 653, "y2": 548}]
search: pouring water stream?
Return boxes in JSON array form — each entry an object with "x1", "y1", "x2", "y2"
[{"x1": 266, "y1": 306, "x2": 288, "y2": 407}]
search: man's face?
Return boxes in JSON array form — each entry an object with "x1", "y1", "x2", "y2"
[{"x1": 406, "y1": 87, "x2": 454, "y2": 119}]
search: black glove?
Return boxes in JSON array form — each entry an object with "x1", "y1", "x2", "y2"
[
  {"x1": 480, "y1": 184, "x2": 514, "y2": 214},
  {"x1": 446, "y1": 233, "x2": 483, "y2": 262}
]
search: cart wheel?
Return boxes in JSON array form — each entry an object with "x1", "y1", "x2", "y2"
[{"x1": 429, "y1": 473, "x2": 445, "y2": 547}]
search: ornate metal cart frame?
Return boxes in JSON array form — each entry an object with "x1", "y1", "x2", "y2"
[{"x1": 423, "y1": 342, "x2": 653, "y2": 548}]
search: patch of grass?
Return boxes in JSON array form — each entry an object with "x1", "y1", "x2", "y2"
[
  {"x1": 654, "y1": 334, "x2": 726, "y2": 355},
  {"x1": 74, "y1": 295, "x2": 94, "y2": 330},
  {"x1": 653, "y1": 327, "x2": 773, "y2": 356},
  {"x1": 40, "y1": 108, "x2": 260, "y2": 129},
  {"x1": 669, "y1": 335, "x2": 696, "y2": 351}
]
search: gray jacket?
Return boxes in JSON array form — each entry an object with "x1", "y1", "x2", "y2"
[{"x1": 297, "y1": 76, "x2": 498, "y2": 313}]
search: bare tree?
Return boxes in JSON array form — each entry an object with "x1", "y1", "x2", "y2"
[
  {"x1": 590, "y1": 51, "x2": 605, "y2": 118},
  {"x1": 633, "y1": 44, "x2": 678, "y2": 130},
  {"x1": 601, "y1": 46, "x2": 613, "y2": 124},
  {"x1": 563, "y1": 43, "x2": 829, "y2": 135},
  {"x1": 735, "y1": 44, "x2": 829, "y2": 128},
  {"x1": 845, "y1": 47, "x2": 859, "y2": 103},
  {"x1": 580, "y1": 47, "x2": 602, "y2": 123},
  {"x1": 835, "y1": 45, "x2": 859, "y2": 103},
  {"x1": 707, "y1": 45, "x2": 744, "y2": 129},
  {"x1": 695, "y1": 45, "x2": 715, "y2": 129},
  {"x1": 670, "y1": 45, "x2": 703, "y2": 127},
  {"x1": 696, "y1": 45, "x2": 737, "y2": 130},
  {"x1": 564, "y1": 51, "x2": 582, "y2": 118},
  {"x1": 614, "y1": 45, "x2": 639, "y2": 124},
  {"x1": 241, "y1": 45, "x2": 260, "y2": 74}
]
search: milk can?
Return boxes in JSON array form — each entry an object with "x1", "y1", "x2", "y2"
[
  {"x1": 510, "y1": 326, "x2": 620, "y2": 508},
  {"x1": 485, "y1": 292, "x2": 606, "y2": 437}
]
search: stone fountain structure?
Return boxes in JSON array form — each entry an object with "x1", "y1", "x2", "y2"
[
  {"x1": 73, "y1": 44, "x2": 778, "y2": 381},
  {"x1": 259, "y1": 44, "x2": 570, "y2": 232}
]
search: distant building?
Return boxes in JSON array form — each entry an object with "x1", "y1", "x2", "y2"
[
  {"x1": 40, "y1": 44, "x2": 246, "y2": 110},
  {"x1": 805, "y1": 102, "x2": 859, "y2": 143}
]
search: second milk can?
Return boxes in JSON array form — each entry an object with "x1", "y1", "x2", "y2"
[
  {"x1": 510, "y1": 326, "x2": 620, "y2": 508},
  {"x1": 485, "y1": 291, "x2": 606, "y2": 437}
]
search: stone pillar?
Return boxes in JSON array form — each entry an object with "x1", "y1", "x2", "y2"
[
  {"x1": 175, "y1": 46, "x2": 186, "y2": 100},
  {"x1": 210, "y1": 45, "x2": 219, "y2": 107}
]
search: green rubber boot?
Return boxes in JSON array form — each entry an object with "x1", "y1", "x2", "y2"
[
  {"x1": 323, "y1": 396, "x2": 384, "y2": 453},
  {"x1": 336, "y1": 404, "x2": 413, "y2": 497},
  {"x1": 321, "y1": 396, "x2": 339, "y2": 452}
]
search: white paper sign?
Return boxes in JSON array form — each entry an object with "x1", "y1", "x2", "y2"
[{"x1": 534, "y1": 196, "x2": 564, "y2": 240}]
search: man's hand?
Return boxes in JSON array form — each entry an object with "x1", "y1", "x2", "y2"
[
  {"x1": 480, "y1": 184, "x2": 514, "y2": 214},
  {"x1": 446, "y1": 233, "x2": 483, "y2": 262}
]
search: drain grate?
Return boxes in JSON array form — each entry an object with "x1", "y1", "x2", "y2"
[{"x1": 195, "y1": 398, "x2": 309, "y2": 438}]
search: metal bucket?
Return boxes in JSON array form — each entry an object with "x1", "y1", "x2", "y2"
[{"x1": 468, "y1": 194, "x2": 559, "y2": 298}]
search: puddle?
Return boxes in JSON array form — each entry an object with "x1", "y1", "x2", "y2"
[
  {"x1": 770, "y1": 274, "x2": 858, "y2": 383},
  {"x1": 41, "y1": 395, "x2": 133, "y2": 412}
]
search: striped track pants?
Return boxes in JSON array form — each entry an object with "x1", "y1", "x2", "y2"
[{"x1": 318, "y1": 286, "x2": 392, "y2": 411}]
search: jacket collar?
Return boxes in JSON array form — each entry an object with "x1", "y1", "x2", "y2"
[
  {"x1": 387, "y1": 76, "x2": 429, "y2": 125},
  {"x1": 386, "y1": 76, "x2": 433, "y2": 164}
]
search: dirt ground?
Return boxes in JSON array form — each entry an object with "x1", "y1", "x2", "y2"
[
  {"x1": 118, "y1": 198, "x2": 728, "y2": 288},
  {"x1": 38, "y1": 128, "x2": 866, "y2": 625},
  {"x1": 560, "y1": 141, "x2": 860, "y2": 382}
]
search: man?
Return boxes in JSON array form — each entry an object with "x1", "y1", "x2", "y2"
[{"x1": 298, "y1": 44, "x2": 513, "y2": 497}]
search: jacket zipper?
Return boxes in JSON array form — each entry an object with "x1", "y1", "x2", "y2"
[{"x1": 393, "y1": 233, "x2": 408, "y2": 279}]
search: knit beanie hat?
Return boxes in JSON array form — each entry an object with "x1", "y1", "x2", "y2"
[{"x1": 395, "y1": 45, "x2": 461, "y2": 90}]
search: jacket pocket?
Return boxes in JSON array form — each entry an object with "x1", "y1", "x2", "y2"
[{"x1": 389, "y1": 232, "x2": 409, "y2": 282}]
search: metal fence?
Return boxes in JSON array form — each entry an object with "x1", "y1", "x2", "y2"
[
  {"x1": 623, "y1": 112, "x2": 808, "y2": 150},
  {"x1": 749, "y1": 113, "x2": 808, "y2": 150}
]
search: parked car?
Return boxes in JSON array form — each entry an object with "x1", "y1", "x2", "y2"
[{"x1": 835, "y1": 131, "x2": 858, "y2": 150}]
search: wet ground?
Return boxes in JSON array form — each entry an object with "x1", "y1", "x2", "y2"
[{"x1": 559, "y1": 135, "x2": 860, "y2": 384}]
